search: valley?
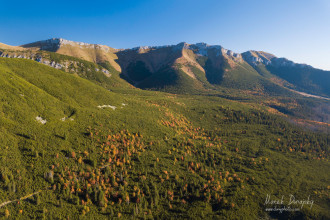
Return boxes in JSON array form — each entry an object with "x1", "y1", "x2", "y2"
[{"x1": 0, "y1": 39, "x2": 329, "y2": 219}]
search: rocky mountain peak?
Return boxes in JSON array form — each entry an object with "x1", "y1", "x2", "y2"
[
  {"x1": 241, "y1": 50, "x2": 312, "y2": 69},
  {"x1": 21, "y1": 38, "x2": 114, "y2": 52},
  {"x1": 242, "y1": 50, "x2": 276, "y2": 66}
]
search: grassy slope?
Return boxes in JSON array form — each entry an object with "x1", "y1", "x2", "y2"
[
  {"x1": 137, "y1": 64, "x2": 205, "y2": 94},
  {"x1": 266, "y1": 65, "x2": 330, "y2": 97},
  {"x1": 0, "y1": 58, "x2": 329, "y2": 219},
  {"x1": 45, "y1": 51, "x2": 131, "y2": 90},
  {"x1": 0, "y1": 48, "x2": 131, "y2": 91},
  {"x1": 56, "y1": 45, "x2": 121, "y2": 71}
]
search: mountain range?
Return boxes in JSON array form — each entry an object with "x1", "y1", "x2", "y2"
[
  {"x1": 1, "y1": 38, "x2": 329, "y2": 98},
  {"x1": 0, "y1": 38, "x2": 329, "y2": 219}
]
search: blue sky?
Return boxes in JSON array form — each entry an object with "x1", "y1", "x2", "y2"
[{"x1": 1, "y1": 0, "x2": 329, "y2": 70}]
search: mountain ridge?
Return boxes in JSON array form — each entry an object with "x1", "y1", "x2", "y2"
[
  {"x1": 2, "y1": 38, "x2": 330, "y2": 98},
  {"x1": 17, "y1": 38, "x2": 323, "y2": 70}
]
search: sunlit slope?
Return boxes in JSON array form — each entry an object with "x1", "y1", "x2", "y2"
[
  {"x1": 21, "y1": 38, "x2": 121, "y2": 71},
  {"x1": 0, "y1": 48, "x2": 132, "y2": 91},
  {"x1": 0, "y1": 58, "x2": 123, "y2": 107}
]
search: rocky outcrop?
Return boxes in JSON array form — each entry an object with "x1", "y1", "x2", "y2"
[
  {"x1": 0, "y1": 50, "x2": 111, "y2": 76},
  {"x1": 21, "y1": 38, "x2": 115, "y2": 53},
  {"x1": 241, "y1": 51, "x2": 274, "y2": 66},
  {"x1": 241, "y1": 50, "x2": 312, "y2": 69},
  {"x1": 270, "y1": 57, "x2": 311, "y2": 68},
  {"x1": 0, "y1": 51, "x2": 67, "y2": 69}
]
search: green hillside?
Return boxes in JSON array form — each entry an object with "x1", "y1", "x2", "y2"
[
  {"x1": 208, "y1": 61, "x2": 292, "y2": 96},
  {"x1": 137, "y1": 64, "x2": 205, "y2": 94},
  {"x1": 0, "y1": 49, "x2": 131, "y2": 91},
  {"x1": 0, "y1": 57, "x2": 329, "y2": 219},
  {"x1": 266, "y1": 64, "x2": 330, "y2": 97}
]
